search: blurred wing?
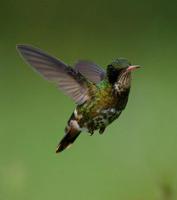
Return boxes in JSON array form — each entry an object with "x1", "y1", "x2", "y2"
[
  {"x1": 74, "y1": 60, "x2": 106, "y2": 84},
  {"x1": 17, "y1": 44, "x2": 90, "y2": 105}
]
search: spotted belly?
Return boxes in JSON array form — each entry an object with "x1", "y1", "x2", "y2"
[{"x1": 77, "y1": 108, "x2": 122, "y2": 134}]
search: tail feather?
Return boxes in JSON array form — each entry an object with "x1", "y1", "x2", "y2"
[
  {"x1": 56, "y1": 111, "x2": 81, "y2": 153},
  {"x1": 56, "y1": 130, "x2": 81, "y2": 153}
]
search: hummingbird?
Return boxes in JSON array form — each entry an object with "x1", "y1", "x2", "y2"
[{"x1": 17, "y1": 44, "x2": 140, "y2": 153}]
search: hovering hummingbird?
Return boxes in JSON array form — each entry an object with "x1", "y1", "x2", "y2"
[{"x1": 17, "y1": 45, "x2": 140, "y2": 153}]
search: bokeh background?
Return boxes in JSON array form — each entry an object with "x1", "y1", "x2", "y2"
[{"x1": 1, "y1": 0, "x2": 177, "y2": 199}]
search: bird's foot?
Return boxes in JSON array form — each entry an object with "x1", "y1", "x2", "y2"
[
  {"x1": 89, "y1": 130, "x2": 94, "y2": 136},
  {"x1": 99, "y1": 126, "x2": 105, "y2": 134}
]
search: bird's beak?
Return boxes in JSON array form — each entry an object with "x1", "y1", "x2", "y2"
[{"x1": 126, "y1": 65, "x2": 140, "y2": 72}]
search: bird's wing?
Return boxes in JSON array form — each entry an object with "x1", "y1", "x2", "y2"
[
  {"x1": 74, "y1": 60, "x2": 106, "y2": 84},
  {"x1": 17, "y1": 44, "x2": 91, "y2": 105}
]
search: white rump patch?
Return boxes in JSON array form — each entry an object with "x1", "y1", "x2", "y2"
[{"x1": 70, "y1": 120, "x2": 81, "y2": 130}]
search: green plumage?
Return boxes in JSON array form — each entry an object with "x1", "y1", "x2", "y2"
[
  {"x1": 76, "y1": 79, "x2": 129, "y2": 134},
  {"x1": 17, "y1": 44, "x2": 140, "y2": 153}
]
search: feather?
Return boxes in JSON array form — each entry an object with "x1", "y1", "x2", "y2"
[
  {"x1": 74, "y1": 60, "x2": 106, "y2": 84},
  {"x1": 17, "y1": 44, "x2": 90, "y2": 105}
]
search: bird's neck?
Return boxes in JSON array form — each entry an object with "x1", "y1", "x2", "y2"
[
  {"x1": 113, "y1": 84, "x2": 130, "y2": 110},
  {"x1": 113, "y1": 81, "x2": 130, "y2": 94}
]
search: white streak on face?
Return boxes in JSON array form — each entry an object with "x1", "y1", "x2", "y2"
[
  {"x1": 114, "y1": 83, "x2": 123, "y2": 93},
  {"x1": 114, "y1": 83, "x2": 119, "y2": 91}
]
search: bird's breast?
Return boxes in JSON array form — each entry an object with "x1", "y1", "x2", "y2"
[{"x1": 77, "y1": 106, "x2": 121, "y2": 132}]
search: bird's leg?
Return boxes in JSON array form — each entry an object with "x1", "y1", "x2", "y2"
[
  {"x1": 99, "y1": 126, "x2": 105, "y2": 134},
  {"x1": 89, "y1": 130, "x2": 94, "y2": 136},
  {"x1": 88, "y1": 123, "x2": 95, "y2": 136}
]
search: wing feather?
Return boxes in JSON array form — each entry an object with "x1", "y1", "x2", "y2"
[
  {"x1": 74, "y1": 60, "x2": 106, "y2": 84},
  {"x1": 17, "y1": 44, "x2": 90, "y2": 104}
]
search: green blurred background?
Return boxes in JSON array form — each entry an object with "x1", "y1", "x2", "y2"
[{"x1": 1, "y1": 0, "x2": 177, "y2": 199}]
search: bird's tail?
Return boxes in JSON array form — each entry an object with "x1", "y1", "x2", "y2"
[
  {"x1": 56, "y1": 113, "x2": 81, "y2": 153},
  {"x1": 56, "y1": 130, "x2": 80, "y2": 153}
]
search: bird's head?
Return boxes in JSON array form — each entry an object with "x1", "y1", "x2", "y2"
[{"x1": 107, "y1": 58, "x2": 140, "y2": 93}]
